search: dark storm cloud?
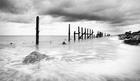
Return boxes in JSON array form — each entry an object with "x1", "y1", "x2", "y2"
[
  {"x1": 46, "y1": 9, "x2": 109, "y2": 21},
  {"x1": 1, "y1": 0, "x2": 140, "y2": 25},
  {"x1": 0, "y1": 0, "x2": 32, "y2": 14},
  {"x1": 34, "y1": 0, "x2": 140, "y2": 26},
  {"x1": 0, "y1": 0, "x2": 15, "y2": 13},
  {"x1": 0, "y1": 0, "x2": 34, "y2": 23}
]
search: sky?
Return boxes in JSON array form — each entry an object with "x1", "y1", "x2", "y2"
[{"x1": 0, "y1": 0, "x2": 140, "y2": 35}]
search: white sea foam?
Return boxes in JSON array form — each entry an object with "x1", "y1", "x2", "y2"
[{"x1": 0, "y1": 36, "x2": 140, "y2": 81}]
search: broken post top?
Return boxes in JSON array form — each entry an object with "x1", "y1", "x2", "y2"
[
  {"x1": 36, "y1": 16, "x2": 39, "y2": 27},
  {"x1": 36, "y1": 16, "x2": 39, "y2": 23},
  {"x1": 36, "y1": 16, "x2": 39, "y2": 18}
]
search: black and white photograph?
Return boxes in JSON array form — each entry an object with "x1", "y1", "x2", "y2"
[{"x1": 0, "y1": 0, "x2": 140, "y2": 81}]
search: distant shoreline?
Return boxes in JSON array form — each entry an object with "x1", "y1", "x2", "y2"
[{"x1": 0, "y1": 35, "x2": 67, "y2": 37}]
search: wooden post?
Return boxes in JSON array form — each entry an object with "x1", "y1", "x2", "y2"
[
  {"x1": 87, "y1": 29, "x2": 89, "y2": 39},
  {"x1": 90, "y1": 29, "x2": 92, "y2": 39},
  {"x1": 36, "y1": 16, "x2": 39, "y2": 46},
  {"x1": 74, "y1": 31, "x2": 76, "y2": 42},
  {"x1": 81, "y1": 27, "x2": 83, "y2": 40},
  {"x1": 68, "y1": 24, "x2": 71, "y2": 42},
  {"x1": 78, "y1": 26, "x2": 80, "y2": 40},
  {"x1": 92, "y1": 30, "x2": 94, "y2": 39},
  {"x1": 84, "y1": 28, "x2": 86, "y2": 40}
]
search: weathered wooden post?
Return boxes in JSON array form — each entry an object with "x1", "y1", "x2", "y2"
[
  {"x1": 90, "y1": 29, "x2": 92, "y2": 39},
  {"x1": 68, "y1": 24, "x2": 71, "y2": 42},
  {"x1": 81, "y1": 27, "x2": 83, "y2": 40},
  {"x1": 87, "y1": 29, "x2": 89, "y2": 39},
  {"x1": 92, "y1": 30, "x2": 94, "y2": 39},
  {"x1": 74, "y1": 31, "x2": 76, "y2": 42},
  {"x1": 36, "y1": 16, "x2": 39, "y2": 46},
  {"x1": 78, "y1": 26, "x2": 80, "y2": 40},
  {"x1": 84, "y1": 28, "x2": 86, "y2": 40}
]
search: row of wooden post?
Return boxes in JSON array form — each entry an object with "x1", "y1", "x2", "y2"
[
  {"x1": 74, "y1": 27, "x2": 94, "y2": 41},
  {"x1": 68, "y1": 24, "x2": 110, "y2": 42},
  {"x1": 35, "y1": 16, "x2": 110, "y2": 46}
]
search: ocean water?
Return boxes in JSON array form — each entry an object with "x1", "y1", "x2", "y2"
[{"x1": 0, "y1": 35, "x2": 140, "y2": 81}]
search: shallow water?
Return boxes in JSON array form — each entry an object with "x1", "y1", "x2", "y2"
[{"x1": 0, "y1": 36, "x2": 140, "y2": 81}]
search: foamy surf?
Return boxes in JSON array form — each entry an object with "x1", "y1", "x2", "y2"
[{"x1": 0, "y1": 36, "x2": 140, "y2": 81}]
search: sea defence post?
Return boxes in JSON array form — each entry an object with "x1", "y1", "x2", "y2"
[
  {"x1": 68, "y1": 24, "x2": 111, "y2": 42},
  {"x1": 68, "y1": 24, "x2": 71, "y2": 42},
  {"x1": 36, "y1": 16, "x2": 39, "y2": 46},
  {"x1": 35, "y1": 16, "x2": 111, "y2": 45}
]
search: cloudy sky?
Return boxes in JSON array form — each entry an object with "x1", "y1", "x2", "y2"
[{"x1": 0, "y1": 0, "x2": 140, "y2": 35}]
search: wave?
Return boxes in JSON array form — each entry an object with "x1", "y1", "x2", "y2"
[{"x1": 0, "y1": 37, "x2": 140, "y2": 81}]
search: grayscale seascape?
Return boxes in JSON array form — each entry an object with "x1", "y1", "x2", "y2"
[{"x1": 1, "y1": 0, "x2": 140, "y2": 81}]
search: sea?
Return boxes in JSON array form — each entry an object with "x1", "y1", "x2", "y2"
[{"x1": 0, "y1": 35, "x2": 140, "y2": 81}]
